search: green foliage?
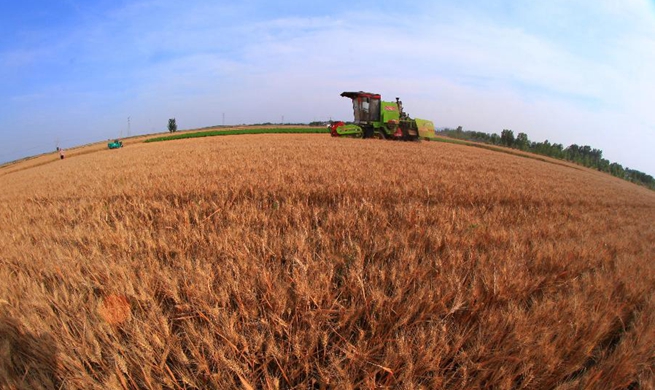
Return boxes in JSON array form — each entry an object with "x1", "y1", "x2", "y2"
[
  {"x1": 168, "y1": 118, "x2": 177, "y2": 133},
  {"x1": 500, "y1": 129, "x2": 515, "y2": 147},
  {"x1": 146, "y1": 127, "x2": 330, "y2": 143},
  {"x1": 515, "y1": 132, "x2": 529, "y2": 150},
  {"x1": 437, "y1": 127, "x2": 655, "y2": 190}
]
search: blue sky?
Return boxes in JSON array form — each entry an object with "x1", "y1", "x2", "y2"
[{"x1": 2, "y1": 0, "x2": 655, "y2": 175}]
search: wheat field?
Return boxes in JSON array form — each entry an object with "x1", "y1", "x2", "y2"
[{"x1": 1, "y1": 134, "x2": 653, "y2": 389}]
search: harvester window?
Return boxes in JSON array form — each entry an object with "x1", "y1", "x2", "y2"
[
  {"x1": 370, "y1": 99, "x2": 380, "y2": 121},
  {"x1": 350, "y1": 95, "x2": 380, "y2": 123},
  {"x1": 352, "y1": 99, "x2": 361, "y2": 122},
  {"x1": 362, "y1": 100, "x2": 370, "y2": 120}
]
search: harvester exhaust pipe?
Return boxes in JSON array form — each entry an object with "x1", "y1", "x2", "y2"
[{"x1": 396, "y1": 97, "x2": 405, "y2": 118}]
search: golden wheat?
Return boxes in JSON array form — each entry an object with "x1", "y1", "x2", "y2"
[{"x1": 1, "y1": 134, "x2": 653, "y2": 389}]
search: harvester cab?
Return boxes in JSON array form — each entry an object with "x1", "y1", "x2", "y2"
[
  {"x1": 342, "y1": 91, "x2": 381, "y2": 127},
  {"x1": 329, "y1": 91, "x2": 435, "y2": 141}
]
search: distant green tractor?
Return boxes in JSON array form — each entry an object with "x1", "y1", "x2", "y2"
[
  {"x1": 329, "y1": 91, "x2": 434, "y2": 140},
  {"x1": 108, "y1": 139, "x2": 123, "y2": 149}
]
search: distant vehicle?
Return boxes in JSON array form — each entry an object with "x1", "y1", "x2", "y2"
[{"x1": 108, "y1": 139, "x2": 123, "y2": 149}]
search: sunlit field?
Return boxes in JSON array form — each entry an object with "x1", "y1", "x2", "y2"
[{"x1": 1, "y1": 134, "x2": 653, "y2": 389}]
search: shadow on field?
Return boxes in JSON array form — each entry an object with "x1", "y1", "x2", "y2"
[{"x1": 0, "y1": 312, "x2": 61, "y2": 389}]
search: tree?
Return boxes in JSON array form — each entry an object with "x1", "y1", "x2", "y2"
[
  {"x1": 515, "y1": 132, "x2": 529, "y2": 150},
  {"x1": 500, "y1": 129, "x2": 515, "y2": 147},
  {"x1": 552, "y1": 143, "x2": 564, "y2": 159},
  {"x1": 609, "y1": 162, "x2": 625, "y2": 178},
  {"x1": 168, "y1": 118, "x2": 177, "y2": 133},
  {"x1": 565, "y1": 144, "x2": 581, "y2": 162}
]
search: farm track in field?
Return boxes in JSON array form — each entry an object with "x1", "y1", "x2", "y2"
[{"x1": 1, "y1": 134, "x2": 654, "y2": 388}]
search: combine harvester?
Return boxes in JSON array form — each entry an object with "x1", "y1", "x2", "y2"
[{"x1": 329, "y1": 91, "x2": 434, "y2": 140}]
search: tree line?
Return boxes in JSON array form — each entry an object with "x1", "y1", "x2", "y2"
[{"x1": 438, "y1": 127, "x2": 655, "y2": 190}]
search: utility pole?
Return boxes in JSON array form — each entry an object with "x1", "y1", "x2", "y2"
[
  {"x1": 281, "y1": 115, "x2": 284, "y2": 124},
  {"x1": 222, "y1": 113, "x2": 225, "y2": 126},
  {"x1": 127, "y1": 116, "x2": 131, "y2": 137}
]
